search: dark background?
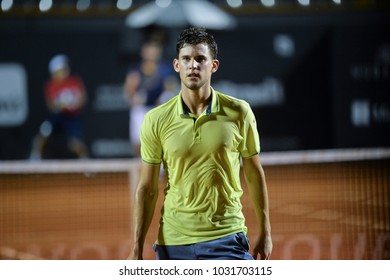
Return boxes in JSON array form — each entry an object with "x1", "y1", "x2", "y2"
[{"x1": 0, "y1": 1, "x2": 389, "y2": 159}]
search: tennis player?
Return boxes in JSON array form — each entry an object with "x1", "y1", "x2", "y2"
[{"x1": 129, "y1": 27, "x2": 272, "y2": 260}]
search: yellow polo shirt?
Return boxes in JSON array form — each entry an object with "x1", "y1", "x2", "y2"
[{"x1": 140, "y1": 88, "x2": 260, "y2": 245}]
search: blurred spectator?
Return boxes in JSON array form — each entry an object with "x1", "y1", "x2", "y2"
[
  {"x1": 30, "y1": 54, "x2": 89, "y2": 160},
  {"x1": 124, "y1": 40, "x2": 177, "y2": 157}
]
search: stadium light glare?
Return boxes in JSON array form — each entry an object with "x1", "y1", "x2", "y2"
[
  {"x1": 297, "y1": 0, "x2": 310, "y2": 6},
  {"x1": 261, "y1": 0, "x2": 275, "y2": 7},
  {"x1": 39, "y1": 0, "x2": 52, "y2": 12},
  {"x1": 117, "y1": 0, "x2": 132, "y2": 10},
  {"x1": 76, "y1": 0, "x2": 91, "y2": 11},
  {"x1": 1, "y1": 0, "x2": 13, "y2": 12},
  {"x1": 155, "y1": 0, "x2": 171, "y2": 8},
  {"x1": 227, "y1": 0, "x2": 242, "y2": 8}
]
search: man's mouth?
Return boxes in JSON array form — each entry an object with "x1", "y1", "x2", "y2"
[{"x1": 188, "y1": 73, "x2": 199, "y2": 78}]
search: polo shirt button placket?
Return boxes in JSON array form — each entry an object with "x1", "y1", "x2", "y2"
[
  {"x1": 193, "y1": 119, "x2": 201, "y2": 143},
  {"x1": 193, "y1": 127, "x2": 200, "y2": 143}
]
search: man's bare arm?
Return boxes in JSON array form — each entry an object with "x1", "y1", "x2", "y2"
[
  {"x1": 242, "y1": 155, "x2": 272, "y2": 260},
  {"x1": 128, "y1": 162, "x2": 161, "y2": 260}
]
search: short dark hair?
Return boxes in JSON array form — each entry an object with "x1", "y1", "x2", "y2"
[{"x1": 176, "y1": 27, "x2": 218, "y2": 59}]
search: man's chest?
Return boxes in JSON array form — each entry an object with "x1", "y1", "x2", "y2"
[{"x1": 160, "y1": 115, "x2": 242, "y2": 158}]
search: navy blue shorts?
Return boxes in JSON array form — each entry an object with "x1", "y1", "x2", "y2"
[
  {"x1": 49, "y1": 113, "x2": 82, "y2": 139},
  {"x1": 153, "y1": 232, "x2": 254, "y2": 260}
]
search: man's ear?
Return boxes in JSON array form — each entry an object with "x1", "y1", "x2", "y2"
[
  {"x1": 211, "y1": 59, "x2": 219, "y2": 73},
  {"x1": 173, "y1": 59, "x2": 180, "y2": 73}
]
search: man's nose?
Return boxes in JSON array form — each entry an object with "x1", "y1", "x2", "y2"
[{"x1": 190, "y1": 59, "x2": 199, "y2": 69}]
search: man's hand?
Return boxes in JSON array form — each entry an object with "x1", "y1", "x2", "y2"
[{"x1": 252, "y1": 234, "x2": 273, "y2": 260}]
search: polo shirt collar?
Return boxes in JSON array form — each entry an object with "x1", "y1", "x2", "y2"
[{"x1": 177, "y1": 87, "x2": 220, "y2": 117}]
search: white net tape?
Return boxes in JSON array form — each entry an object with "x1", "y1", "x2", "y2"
[{"x1": 0, "y1": 148, "x2": 389, "y2": 174}]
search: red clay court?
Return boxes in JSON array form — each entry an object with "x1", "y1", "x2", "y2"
[{"x1": 0, "y1": 149, "x2": 389, "y2": 260}]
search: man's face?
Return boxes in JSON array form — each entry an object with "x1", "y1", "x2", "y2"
[{"x1": 173, "y1": 43, "x2": 219, "y2": 91}]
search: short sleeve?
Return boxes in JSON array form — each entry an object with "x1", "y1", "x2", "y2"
[
  {"x1": 140, "y1": 112, "x2": 163, "y2": 164},
  {"x1": 239, "y1": 104, "x2": 260, "y2": 158}
]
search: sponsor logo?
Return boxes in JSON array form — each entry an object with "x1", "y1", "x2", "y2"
[{"x1": 0, "y1": 64, "x2": 28, "y2": 126}]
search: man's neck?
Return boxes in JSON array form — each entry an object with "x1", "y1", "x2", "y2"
[{"x1": 181, "y1": 86, "x2": 211, "y2": 117}]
